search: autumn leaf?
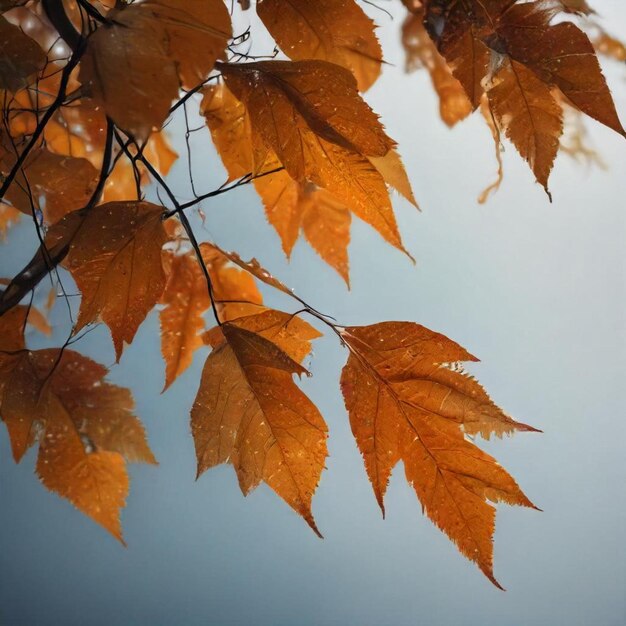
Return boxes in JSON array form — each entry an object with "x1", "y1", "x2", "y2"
[
  {"x1": 201, "y1": 83, "x2": 270, "y2": 181},
  {"x1": 192, "y1": 322, "x2": 327, "y2": 535},
  {"x1": 199, "y1": 243, "x2": 265, "y2": 321},
  {"x1": 423, "y1": 1, "x2": 491, "y2": 109},
  {"x1": 0, "y1": 348, "x2": 155, "y2": 540},
  {"x1": 402, "y1": 10, "x2": 472, "y2": 127},
  {"x1": 0, "y1": 16, "x2": 46, "y2": 92},
  {"x1": 50, "y1": 201, "x2": 170, "y2": 360},
  {"x1": 257, "y1": 0, "x2": 383, "y2": 91},
  {"x1": 79, "y1": 8, "x2": 179, "y2": 136},
  {"x1": 487, "y1": 58, "x2": 563, "y2": 194},
  {"x1": 423, "y1": 0, "x2": 625, "y2": 190},
  {"x1": 80, "y1": 0, "x2": 229, "y2": 135},
  {"x1": 3, "y1": 149, "x2": 99, "y2": 224},
  {"x1": 138, "y1": 0, "x2": 231, "y2": 89},
  {"x1": 340, "y1": 322, "x2": 538, "y2": 587},
  {"x1": 159, "y1": 250, "x2": 211, "y2": 390},
  {"x1": 203, "y1": 308, "x2": 322, "y2": 364},
  {"x1": 496, "y1": 7, "x2": 626, "y2": 136},
  {"x1": 254, "y1": 170, "x2": 352, "y2": 284},
  {"x1": 219, "y1": 63, "x2": 409, "y2": 253}
]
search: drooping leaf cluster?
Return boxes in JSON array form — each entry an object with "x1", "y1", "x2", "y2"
[{"x1": 0, "y1": 0, "x2": 623, "y2": 587}]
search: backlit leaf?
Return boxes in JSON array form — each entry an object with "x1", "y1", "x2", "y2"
[
  {"x1": 0, "y1": 349, "x2": 155, "y2": 540},
  {"x1": 340, "y1": 322, "x2": 538, "y2": 587},
  {"x1": 191, "y1": 323, "x2": 327, "y2": 535},
  {"x1": 257, "y1": 0, "x2": 383, "y2": 91},
  {"x1": 51, "y1": 202, "x2": 170, "y2": 360}
]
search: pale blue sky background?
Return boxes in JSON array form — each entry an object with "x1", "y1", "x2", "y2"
[{"x1": 1, "y1": 3, "x2": 625, "y2": 625}]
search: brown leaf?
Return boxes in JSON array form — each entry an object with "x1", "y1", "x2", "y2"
[
  {"x1": 257, "y1": 0, "x2": 383, "y2": 91},
  {"x1": 340, "y1": 322, "x2": 538, "y2": 587},
  {"x1": 80, "y1": 0, "x2": 231, "y2": 134},
  {"x1": 191, "y1": 323, "x2": 327, "y2": 535},
  {"x1": 51, "y1": 202, "x2": 170, "y2": 360},
  {"x1": 0, "y1": 16, "x2": 45, "y2": 92},
  {"x1": 200, "y1": 243, "x2": 265, "y2": 321},
  {"x1": 487, "y1": 58, "x2": 563, "y2": 193},
  {"x1": 79, "y1": 5, "x2": 179, "y2": 136},
  {"x1": 137, "y1": 0, "x2": 231, "y2": 88},
  {"x1": 159, "y1": 251, "x2": 211, "y2": 390},
  {"x1": 497, "y1": 6, "x2": 625, "y2": 136},
  {"x1": 4, "y1": 149, "x2": 99, "y2": 224}
]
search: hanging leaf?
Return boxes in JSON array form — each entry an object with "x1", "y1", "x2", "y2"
[
  {"x1": 50, "y1": 202, "x2": 170, "y2": 360},
  {"x1": 0, "y1": 16, "x2": 46, "y2": 92},
  {"x1": 257, "y1": 0, "x2": 383, "y2": 91},
  {"x1": 159, "y1": 251, "x2": 211, "y2": 390},
  {"x1": 0, "y1": 349, "x2": 155, "y2": 541},
  {"x1": 340, "y1": 322, "x2": 538, "y2": 587},
  {"x1": 192, "y1": 323, "x2": 327, "y2": 535}
]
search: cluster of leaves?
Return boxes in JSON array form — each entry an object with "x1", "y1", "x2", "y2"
[
  {"x1": 402, "y1": 0, "x2": 625, "y2": 199},
  {"x1": 0, "y1": 0, "x2": 623, "y2": 587}
]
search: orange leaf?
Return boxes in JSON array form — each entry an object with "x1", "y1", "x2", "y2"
[
  {"x1": 402, "y1": 10, "x2": 473, "y2": 127},
  {"x1": 159, "y1": 251, "x2": 211, "y2": 390},
  {"x1": 204, "y1": 308, "x2": 321, "y2": 364},
  {"x1": 487, "y1": 58, "x2": 563, "y2": 194},
  {"x1": 0, "y1": 349, "x2": 155, "y2": 540},
  {"x1": 257, "y1": 0, "x2": 383, "y2": 91},
  {"x1": 200, "y1": 243, "x2": 265, "y2": 321},
  {"x1": 191, "y1": 323, "x2": 327, "y2": 535},
  {"x1": 51, "y1": 202, "x2": 170, "y2": 360},
  {"x1": 340, "y1": 322, "x2": 538, "y2": 587}
]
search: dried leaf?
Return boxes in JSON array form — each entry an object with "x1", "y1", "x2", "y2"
[
  {"x1": 487, "y1": 58, "x2": 563, "y2": 194},
  {"x1": 79, "y1": 6, "x2": 179, "y2": 136}
]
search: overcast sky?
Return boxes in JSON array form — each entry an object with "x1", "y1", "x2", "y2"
[{"x1": 1, "y1": 3, "x2": 625, "y2": 625}]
